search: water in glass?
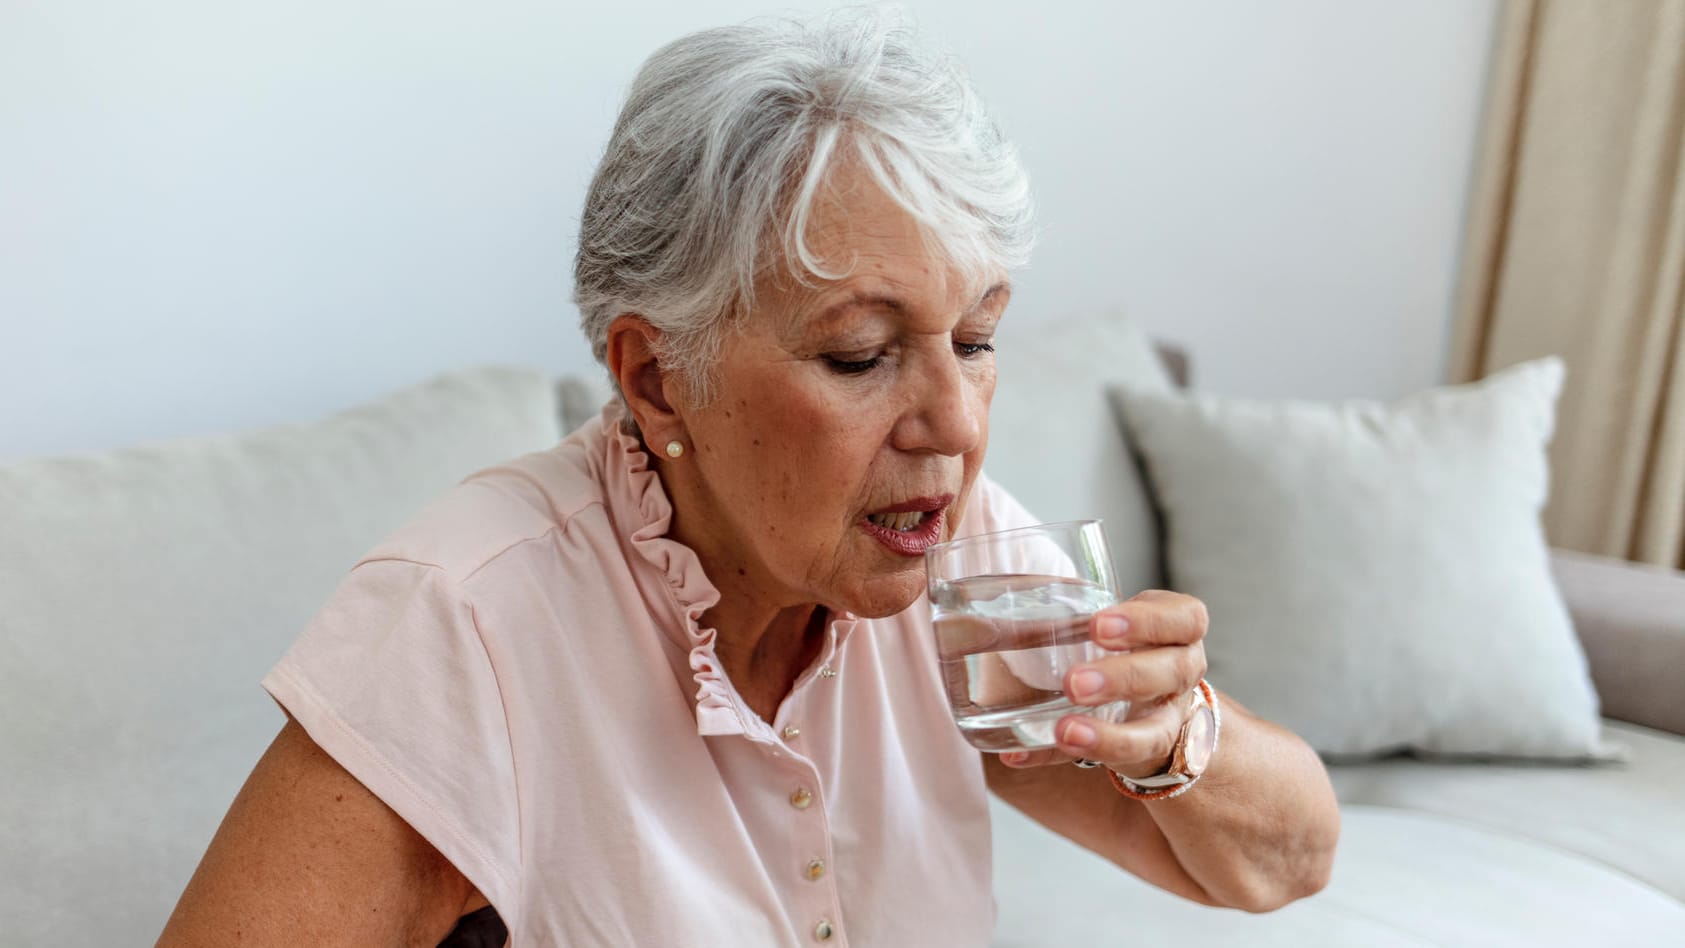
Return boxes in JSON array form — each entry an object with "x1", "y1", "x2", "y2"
[{"x1": 931, "y1": 572, "x2": 1123, "y2": 751}]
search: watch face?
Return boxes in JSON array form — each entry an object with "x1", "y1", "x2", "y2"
[{"x1": 1183, "y1": 703, "x2": 1216, "y2": 776}]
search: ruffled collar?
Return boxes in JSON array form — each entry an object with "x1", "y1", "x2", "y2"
[{"x1": 597, "y1": 402, "x2": 859, "y2": 739}]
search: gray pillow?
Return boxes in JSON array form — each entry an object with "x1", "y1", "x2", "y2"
[{"x1": 1112, "y1": 359, "x2": 1614, "y2": 760}]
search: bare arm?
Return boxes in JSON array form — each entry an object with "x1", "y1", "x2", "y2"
[
  {"x1": 157, "y1": 716, "x2": 487, "y2": 947},
  {"x1": 983, "y1": 591, "x2": 1339, "y2": 912},
  {"x1": 985, "y1": 692, "x2": 1339, "y2": 911}
]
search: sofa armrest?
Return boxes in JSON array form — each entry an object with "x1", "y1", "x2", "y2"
[{"x1": 1550, "y1": 548, "x2": 1685, "y2": 737}]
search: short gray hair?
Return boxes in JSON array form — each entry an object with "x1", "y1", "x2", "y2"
[{"x1": 573, "y1": 7, "x2": 1035, "y2": 401}]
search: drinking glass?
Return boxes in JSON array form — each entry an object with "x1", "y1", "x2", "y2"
[{"x1": 925, "y1": 520, "x2": 1130, "y2": 752}]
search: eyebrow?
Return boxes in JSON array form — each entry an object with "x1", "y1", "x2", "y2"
[
  {"x1": 808, "y1": 281, "x2": 1010, "y2": 330},
  {"x1": 974, "y1": 282, "x2": 1010, "y2": 308},
  {"x1": 808, "y1": 292, "x2": 907, "y2": 330}
]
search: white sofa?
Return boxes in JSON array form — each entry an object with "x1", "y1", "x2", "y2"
[
  {"x1": 984, "y1": 321, "x2": 1685, "y2": 945},
  {"x1": 3, "y1": 341, "x2": 1682, "y2": 946}
]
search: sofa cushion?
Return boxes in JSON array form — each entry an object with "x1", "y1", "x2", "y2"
[
  {"x1": 558, "y1": 371, "x2": 614, "y2": 435},
  {"x1": 0, "y1": 366, "x2": 563, "y2": 944},
  {"x1": 984, "y1": 314, "x2": 1174, "y2": 598},
  {"x1": 1328, "y1": 719, "x2": 1685, "y2": 902},
  {"x1": 1111, "y1": 359, "x2": 1610, "y2": 760},
  {"x1": 990, "y1": 795, "x2": 1685, "y2": 946}
]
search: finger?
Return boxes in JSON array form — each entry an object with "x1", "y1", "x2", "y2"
[
  {"x1": 1092, "y1": 590, "x2": 1209, "y2": 650},
  {"x1": 1053, "y1": 699, "x2": 1186, "y2": 771},
  {"x1": 1064, "y1": 643, "x2": 1206, "y2": 708},
  {"x1": 1108, "y1": 682, "x2": 1199, "y2": 727},
  {"x1": 995, "y1": 747, "x2": 1076, "y2": 769}
]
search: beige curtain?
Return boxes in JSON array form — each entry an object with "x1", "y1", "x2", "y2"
[{"x1": 1452, "y1": 0, "x2": 1685, "y2": 567}]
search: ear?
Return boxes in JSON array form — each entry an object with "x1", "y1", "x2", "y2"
[{"x1": 605, "y1": 315, "x2": 685, "y2": 445}]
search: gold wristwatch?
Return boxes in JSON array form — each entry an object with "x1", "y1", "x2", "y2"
[{"x1": 1113, "y1": 679, "x2": 1219, "y2": 794}]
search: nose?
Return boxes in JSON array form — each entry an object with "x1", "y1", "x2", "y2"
[{"x1": 892, "y1": 345, "x2": 984, "y2": 456}]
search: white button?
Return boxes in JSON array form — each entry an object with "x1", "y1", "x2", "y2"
[
  {"x1": 783, "y1": 725, "x2": 801, "y2": 740},
  {"x1": 805, "y1": 859, "x2": 826, "y2": 881},
  {"x1": 818, "y1": 665, "x2": 837, "y2": 679},
  {"x1": 814, "y1": 919, "x2": 835, "y2": 941},
  {"x1": 790, "y1": 787, "x2": 813, "y2": 809}
]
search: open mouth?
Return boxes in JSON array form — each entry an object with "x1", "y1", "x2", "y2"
[
  {"x1": 860, "y1": 494, "x2": 954, "y2": 556},
  {"x1": 866, "y1": 510, "x2": 932, "y2": 532}
]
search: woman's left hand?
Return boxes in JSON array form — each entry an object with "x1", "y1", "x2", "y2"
[{"x1": 999, "y1": 590, "x2": 1208, "y2": 780}]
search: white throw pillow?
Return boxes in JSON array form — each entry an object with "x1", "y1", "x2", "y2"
[
  {"x1": 1111, "y1": 358, "x2": 1612, "y2": 759},
  {"x1": 985, "y1": 314, "x2": 1174, "y2": 598},
  {"x1": 0, "y1": 365, "x2": 565, "y2": 940}
]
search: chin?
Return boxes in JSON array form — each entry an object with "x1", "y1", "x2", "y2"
[{"x1": 837, "y1": 569, "x2": 927, "y2": 620}]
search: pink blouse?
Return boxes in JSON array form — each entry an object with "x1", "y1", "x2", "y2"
[{"x1": 263, "y1": 403, "x2": 1036, "y2": 946}]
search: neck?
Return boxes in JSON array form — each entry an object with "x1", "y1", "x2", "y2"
[
  {"x1": 657, "y1": 451, "x2": 827, "y2": 720},
  {"x1": 705, "y1": 597, "x2": 828, "y2": 717}
]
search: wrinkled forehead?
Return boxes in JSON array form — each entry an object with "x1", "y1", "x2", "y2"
[{"x1": 754, "y1": 159, "x2": 1008, "y2": 341}]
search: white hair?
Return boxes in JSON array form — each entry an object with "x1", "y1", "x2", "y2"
[{"x1": 573, "y1": 7, "x2": 1035, "y2": 402}]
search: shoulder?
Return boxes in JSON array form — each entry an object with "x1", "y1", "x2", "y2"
[{"x1": 362, "y1": 420, "x2": 613, "y2": 583}]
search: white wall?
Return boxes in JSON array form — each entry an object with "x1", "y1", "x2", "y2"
[{"x1": 0, "y1": 0, "x2": 1498, "y2": 461}]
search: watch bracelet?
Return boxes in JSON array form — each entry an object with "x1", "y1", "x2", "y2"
[{"x1": 1107, "y1": 678, "x2": 1220, "y2": 802}]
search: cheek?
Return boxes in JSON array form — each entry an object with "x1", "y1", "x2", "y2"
[
  {"x1": 950, "y1": 366, "x2": 995, "y2": 529},
  {"x1": 974, "y1": 360, "x2": 997, "y2": 412},
  {"x1": 968, "y1": 362, "x2": 995, "y2": 455},
  {"x1": 729, "y1": 384, "x2": 872, "y2": 517}
]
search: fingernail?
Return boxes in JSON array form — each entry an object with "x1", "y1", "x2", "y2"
[
  {"x1": 1002, "y1": 751, "x2": 1029, "y2": 766},
  {"x1": 1097, "y1": 616, "x2": 1129, "y2": 646},
  {"x1": 1062, "y1": 720, "x2": 1097, "y2": 749},
  {"x1": 1069, "y1": 668, "x2": 1106, "y2": 699}
]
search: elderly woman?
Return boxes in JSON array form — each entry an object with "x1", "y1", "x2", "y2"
[{"x1": 161, "y1": 12, "x2": 1338, "y2": 946}]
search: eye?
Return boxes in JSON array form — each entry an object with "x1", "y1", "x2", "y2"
[
  {"x1": 955, "y1": 341, "x2": 995, "y2": 358},
  {"x1": 823, "y1": 354, "x2": 883, "y2": 375}
]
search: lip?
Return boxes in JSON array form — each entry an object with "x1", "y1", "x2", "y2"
[
  {"x1": 860, "y1": 499, "x2": 951, "y2": 558},
  {"x1": 866, "y1": 493, "x2": 955, "y2": 515}
]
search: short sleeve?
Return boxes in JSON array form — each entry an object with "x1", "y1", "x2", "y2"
[{"x1": 262, "y1": 558, "x2": 521, "y2": 916}]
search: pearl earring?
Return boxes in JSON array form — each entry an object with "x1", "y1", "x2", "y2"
[{"x1": 665, "y1": 440, "x2": 684, "y2": 459}]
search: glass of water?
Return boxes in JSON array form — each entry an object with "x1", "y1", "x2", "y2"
[{"x1": 925, "y1": 520, "x2": 1131, "y2": 752}]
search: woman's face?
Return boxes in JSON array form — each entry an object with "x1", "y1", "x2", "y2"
[{"x1": 667, "y1": 164, "x2": 1008, "y2": 619}]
